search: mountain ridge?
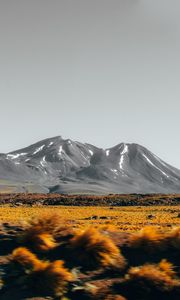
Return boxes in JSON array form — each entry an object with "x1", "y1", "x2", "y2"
[{"x1": 0, "y1": 136, "x2": 180, "y2": 194}]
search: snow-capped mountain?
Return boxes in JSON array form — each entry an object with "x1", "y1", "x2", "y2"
[{"x1": 0, "y1": 136, "x2": 180, "y2": 194}]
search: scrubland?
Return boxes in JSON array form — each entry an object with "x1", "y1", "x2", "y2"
[
  {"x1": 0, "y1": 211, "x2": 180, "y2": 299},
  {"x1": 0, "y1": 205, "x2": 180, "y2": 231}
]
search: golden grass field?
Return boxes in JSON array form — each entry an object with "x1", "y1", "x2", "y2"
[
  {"x1": 1, "y1": 207, "x2": 180, "y2": 299},
  {"x1": 0, "y1": 205, "x2": 180, "y2": 232}
]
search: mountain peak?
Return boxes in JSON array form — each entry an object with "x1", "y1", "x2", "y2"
[{"x1": 1, "y1": 136, "x2": 180, "y2": 194}]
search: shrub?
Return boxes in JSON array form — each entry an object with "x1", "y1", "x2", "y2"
[
  {"x1": 165, "y1": 227, "x2": 180, "y2": 250},
  {"x1": 29, "y1": 259, "x2": 73, "y2": 296},
  {"x1": 116, "y1": 260, "x2": 180, "y2": 299},
  {"x1": 11, "y1": 247, "x2": 73, "y2": 297},
  {"x1": 28, "y1": 232, "x2": 57, "y2": 252},
  {"x1": 69, "y1": 227, "x2": 125, "y2": 270},
  {"x1": 128, "y1": 226, "x2": 164, "y2": 251},
  {"x1": 25, "y1": 213, "x2": 61, "y2": 234},
  {"x1": 159, "y1": 259, "x2": 176, "y2": 277},
  {"x1": 19, "y1": 214, "x2": 60, "y2": 252},
  {"x1": 127, "y1": 261, "x2": 177, "y2": 285},
  {"x1": 11, "y1": 247, "x2": 45, "y2": 270}
]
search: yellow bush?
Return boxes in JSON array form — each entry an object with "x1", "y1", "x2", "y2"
[
  {"x1": 11, "y1": 247, "x2": 73, "y2": 297},
  {"x1": 159, "y1": 259, "x2": 176, "y2": 278},
  {"x1": 127, "y1": 260, "x2": 178, "y2": 287},
  {"x1": 29, "y1": 260, "x2": 73, "y2": 296},
  {"x1": 69, "y1": 227, "x2": 125, "y2": 269},
  {"x1": 26, "y1": 213, "x2": 61, "y2": 234},
  {"x1": 11, "y1": 247, "x2": 45, "y2": 270},
  {"x1": 128, "y1": 226, "x2": 163, "y2": 251},
  {"x1": 165, "y1": 227, "x2": 180, "y2": 249},
  {"x1": 19, "y1": 214, "x2": 60, "y2": 251},
  {"x1": 29, "y1": 232, "x2": 57, "y2": 251}
]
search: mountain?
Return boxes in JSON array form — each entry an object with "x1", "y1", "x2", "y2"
[{"x1": 0, "y1": 136, "x2": 180, "y2": 194}]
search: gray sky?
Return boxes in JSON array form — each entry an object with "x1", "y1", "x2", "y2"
[{"x1": 0, "y1": 0, "x2": 180, "y2": 167}]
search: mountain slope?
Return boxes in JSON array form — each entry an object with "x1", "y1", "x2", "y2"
[{"x1": 0, "y1": 136, "x2": 180, "y2": 194}]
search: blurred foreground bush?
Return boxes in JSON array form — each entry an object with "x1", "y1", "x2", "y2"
[{"x1": 0, "y1": 214, "x2": 180, "y2": 299}]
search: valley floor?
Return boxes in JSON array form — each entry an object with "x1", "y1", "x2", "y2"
[{"x1": 0, "y1": 205, "x2": 180, "y2": 232}]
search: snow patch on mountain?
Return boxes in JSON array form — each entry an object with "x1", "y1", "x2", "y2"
[
  {"x1": 33, "y1": 145, "x2": 45, "y2": 154},
  {"x1": 7, "y1": 153, "x2": 27, "y2": 159},
  {"x1": 89, "y1": 150, "x2": 93, "y2": 156},
  {"x1": 119, "y1": 144, "x2": 128, "y2": 169},
  {"x1": 142, "y1": 154, "x2": 169, "y2": 178},
  {"x1": 106, "y1": 150, "x2": 110, "y2": 156}
]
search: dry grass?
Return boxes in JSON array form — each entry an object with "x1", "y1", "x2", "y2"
[
  {"x1": 1, "y1": 205, "x2": 180, "y2": 232},
  {"x1": 28, "y1": 232, "x2": 57, "y2": 252},
  {"x1": 10, "y1": 246, "x2": 73, "y2": 297},
  {"x1": 18, "y1": 214, "x2": 61, "y2": 252},
  {"x1": 29, "y1": 259, "x2": 73, "y2": 296},
  {"x1": 127, "y1": 260, "x2": 177, "y2": 284},
  {"x1": 118, "y1": 261, "x2": 180, "y2": 299},
  {"x1": 128, "y1": 226, "x2": 164, "y2": 251},
  {"x1": 165, "y1": 227, "x2": 180, "y2": 249},
  {"x1": 69, "y1": 227, "x2": 126, "y2": 270},
  {"x1": 11, "y1": 247, "x2": 44, "y2": 270},
  {"x1": 159, "y1": 259, "x2": 176, "y2": 278},
  {"x1": 1, "y1": 212, "x2": 180, "y2": 299},
  {"x1": 128, "y1": 225, "x2": 180, "y2": 254}
]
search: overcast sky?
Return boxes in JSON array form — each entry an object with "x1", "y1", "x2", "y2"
[{"x1": 0, "y1": 0, "x2": 180, "y2": 167}]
